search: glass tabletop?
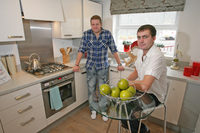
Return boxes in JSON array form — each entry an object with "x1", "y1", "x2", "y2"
[{"x1": 89, "y1": 78, "x2": 156, "y2": 121}]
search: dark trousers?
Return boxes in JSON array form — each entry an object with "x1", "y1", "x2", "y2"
[{"x1": 121, "y1": 93, "x2": 161, "y2": 133}]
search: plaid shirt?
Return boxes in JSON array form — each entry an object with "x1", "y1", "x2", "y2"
[{"x1": 78, "y1": 28, "x2": 118, "y2": 70}]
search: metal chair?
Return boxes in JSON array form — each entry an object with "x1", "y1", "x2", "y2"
[{"x1": 138, "y1": 81, "x2": 170, "y2": 133}]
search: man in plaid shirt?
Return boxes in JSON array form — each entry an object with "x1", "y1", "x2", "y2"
[{"x1": 73, "y1": 15, "x2": 124, "y2": 121}]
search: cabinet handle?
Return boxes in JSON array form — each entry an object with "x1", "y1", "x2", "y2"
[
  {"x1": 81, "y1": 71, "x2": 87, "y2": 74},
  {"x1": 110, "y1": 69, "x2": 118, "y2": 73},
  {"x1": 15, "y1": 93, "x2": 31, "y2": 100},
  {"x1": 8, "y1": 36, "x2": 23, "y2": 38},
  {"x1": 64, "y1": 34, "x2": 72, "y2": 36},
  {"x1": 20, "y1": 117, "x2": 35, "y2": 126},
  {"x1": 18, "y1": 105, "x2": 33, "y2": 114}
]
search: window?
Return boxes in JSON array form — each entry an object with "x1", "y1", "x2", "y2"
[{"x1": 113, "y1": 12, "x2": 180, "y2": 57}]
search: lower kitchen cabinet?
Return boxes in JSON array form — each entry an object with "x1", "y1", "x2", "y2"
[
  {"x1": 75, "y1": 68, "x2": 88, "y2": 106},
  {"x1": 151, "y1": 79, "x2": 187, "y2": 125},
  {"x1": 109, "y1": 66, "x2": 134, "y2": 85},
  {"x1": 0, "y1": 83, "x2": 47, "y2": 133},
  {"x1": 178, "y1": 82, "x2": 200, "y2": 131},
  {"x1": 0, "y1": 120, "x2": 3, "y2": 133}
]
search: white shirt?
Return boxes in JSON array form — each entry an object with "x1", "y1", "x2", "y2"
[{"x1": 135, "y1": 44, "x2": 167, "y2": 103}]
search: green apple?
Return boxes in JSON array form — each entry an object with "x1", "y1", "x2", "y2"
[
  {"x1": 111, "y1": 87, "x2": 120, "y2": 98},
  {"x1": 118, "y1": 79, "x2": 129, "y2": 90},
  {"x1": 127, "y1": 86, "x2": 136, "y2": 96},
  {"x1": 100, "y1": 84, "x2": 111, "y2": 96},
  {"x1": 120, "y1": 90, "x2": 132, "y2": 101}
]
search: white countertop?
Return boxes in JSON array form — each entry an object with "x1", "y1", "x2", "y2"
[
  {"x1": 0, "y1": 58, "x2": 87, "y2": 96},
  {"x1": 0, "y1": 58, "x2": 199, "y2": 96}
]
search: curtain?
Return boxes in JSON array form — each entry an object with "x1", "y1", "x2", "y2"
[{"x1": 110, "y1": 0, "x2": 186, "y2": 15}]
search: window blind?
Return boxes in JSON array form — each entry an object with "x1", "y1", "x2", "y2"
[{"x1": 110, "y1": 0, "x2": 186, "y2": 15}]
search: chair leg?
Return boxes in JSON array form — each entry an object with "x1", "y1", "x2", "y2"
[
  {"x1": 164, "y1": 105, "x2": 167, "y2": 133},
  {"x1": 137, "y1": 119, "x2": 142, "y2": 133},
  {"x1": 138, "y1": 112, "x2": 143, "y2": 133}
]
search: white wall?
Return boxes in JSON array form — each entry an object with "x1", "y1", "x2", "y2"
[
  {"x1": 176, "y1": 0, "x2": 200, "y2": 63},
  {"x1": 0, "y1": 43, "x2": 20, "y2": 67},
  {"x1": 95, "y1": 0, "x2": 200, "y2": 63}
]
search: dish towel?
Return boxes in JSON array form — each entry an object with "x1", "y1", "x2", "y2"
[{"x1": 49, "y1": 86, "x2": 63, "y2": 110}]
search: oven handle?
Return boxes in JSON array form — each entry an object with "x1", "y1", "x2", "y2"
[{"x1": 43, "y1": 80, "x2": 72, "y2": 93}]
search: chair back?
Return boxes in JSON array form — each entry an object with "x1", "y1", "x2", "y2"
[{"x1": 163, "y1": 80, "x2": 171, "y2": 105}]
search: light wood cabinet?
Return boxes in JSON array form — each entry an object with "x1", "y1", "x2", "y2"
[
  {"x1": 0, "y1": 83, "x2": 47, "y2": 133},
  {"x1": 20, "y1": 0, "x2": 64, "y2": 21},
  {"x1": 0, "y1": 0, "x2": 25, "y2": 42},
  {"x1": 0, "y1": 120, "x2": 3, "y2": 133},
  {"x1": 151, "y1": 79, "x2": 187, "y2": 125},
  {"x1": 52, "y1": 0, "x2": 82, "y2": 38},
  {"x1": 83, "y1": 0, "x2": 102, "y2": 31},
  {"x1": 75, "y1": 68, "x2": 88, "y2": 106},
  {"x1": 109, "y1": 66, "x2": 134, "y2": 85}
]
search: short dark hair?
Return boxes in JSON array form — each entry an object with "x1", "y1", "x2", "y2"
[
  {"x1": 90, "y1": 15, "x2": 102, "y2": 24},
  {"x1": 137, "y1": 24, "x2": 156, "y2": 37}
]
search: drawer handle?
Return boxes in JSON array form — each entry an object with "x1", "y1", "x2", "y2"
[
  {"x1": 20, "y1": 117, "x2": 35, "y2": 126},
  {"x1": 64, "y1": 34, "x2": 72, "y2": 36},
  {"x1": 81, "y1": 71, "x2": 87, "y2": 74},
  {"x1": 15, "y1": 93, "x2": 31, "y2": 100},
  {"x1": 8, "y1": 36, "x2": 23, "y2": 38},
  {"x1": 110, "y1": 69, "x2": 118, "y2": 73},
  {"x1": 18, "y1": 105, "x2": 33, "y2": 114}
]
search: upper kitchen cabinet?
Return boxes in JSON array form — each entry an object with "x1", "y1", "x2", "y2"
[
  {"x1": 52, "y1": 0, "x2": 82, "y2": 38},
  {"x1": 83, "y1": 0, "x2": 102, "y2": 31},
  {"x1": 0, "y1": 0, "x2": 25, "y2": 42},
  {"x1": 20, "y1": 0, "x2": 64, "y2": 21}
]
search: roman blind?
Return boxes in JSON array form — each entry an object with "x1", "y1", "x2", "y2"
[{"x1": 110, "y1": 0, "x2": 186, "y2": 15}]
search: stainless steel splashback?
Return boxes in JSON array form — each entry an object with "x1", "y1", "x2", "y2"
[{"x1": 17, "y1": 20, "x2": 54, "y2": 70}]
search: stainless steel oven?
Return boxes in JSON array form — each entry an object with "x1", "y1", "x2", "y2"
[{"x1": 41, "y1": 72, "x2": 76, "y2": 118}]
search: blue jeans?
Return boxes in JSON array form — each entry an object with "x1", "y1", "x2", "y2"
[{"x1": 87, "y1": 65, "x2": 108, "y2": 112}]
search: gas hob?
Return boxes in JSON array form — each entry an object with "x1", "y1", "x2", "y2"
[{"x1": 24, "y1": 62, "x2": 72, "y2": 78}]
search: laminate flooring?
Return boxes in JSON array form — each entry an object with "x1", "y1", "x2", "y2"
[{"x1": 40, "y1": 103, "x2": 179, "y2": 133}]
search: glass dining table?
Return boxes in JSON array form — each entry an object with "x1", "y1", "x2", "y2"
[{"x1": 89, "y1": 79, "x2": 156, "y2": 133}]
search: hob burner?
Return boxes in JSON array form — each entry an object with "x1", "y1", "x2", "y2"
[{"x1": 25, "y1": 62, "x2": 72, "y2": 78}]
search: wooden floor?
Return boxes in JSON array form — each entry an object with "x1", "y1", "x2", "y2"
[{"x1": 40, "y1": 103, "x2": 179, "y2": 133}]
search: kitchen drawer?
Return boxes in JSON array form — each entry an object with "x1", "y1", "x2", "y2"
[
  {"x1": 0, "y1": 83, "x2": 41, "y2": 111},
  {"x1": 0, "y1": 95, "x2": 44, "y2": 125},
  {"x1": 3, "y1": 107, "x2": 47, "y2": 133}
]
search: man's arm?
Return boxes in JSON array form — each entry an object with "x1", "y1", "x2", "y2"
[
  {"x1": 127, "y1": 68, "x2": 155, "y2": 92},
  {"x1": 73, "y1": 52, "x2": 83, "y2": 72},
  {"x1": 113, "y1": 52, "x2": 124, "y2": 71},
  {"x1": 131, "y1": 75, "x2": 155, "y2": 92}
]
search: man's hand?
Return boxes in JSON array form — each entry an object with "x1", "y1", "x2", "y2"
[
  {"x1": 117, "y1": 65, "x2": 124, "y2": 71},
  {"x1": 73, "y1": 66, "x2": 80, "y2": 72}
]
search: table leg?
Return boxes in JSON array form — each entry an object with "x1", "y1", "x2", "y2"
[
  {"x1": 106, "y1": 119, "x2": 113, "y2": 133},
  {"x1": 124, "y1": 103, "x2": 132, "y2": 133},
  {"x1": 118, "y1": 103, "x2": 122, "y2": 133}
]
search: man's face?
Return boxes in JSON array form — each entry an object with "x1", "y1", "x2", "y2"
[
  {"x1": 137, "y1": 29, "x2": 156, "y2": 54},
  {"x1": 91, "y1": 19, "x2": 102, "y2": 34}
]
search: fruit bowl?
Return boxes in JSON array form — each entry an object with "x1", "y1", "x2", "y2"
[{"x1": 100, "y1": 78, "x2": 146, "y2": 103}]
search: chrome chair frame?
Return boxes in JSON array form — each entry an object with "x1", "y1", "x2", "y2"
[{"x1": 138, "y1": 81, "x2": 170, "y2": 133}]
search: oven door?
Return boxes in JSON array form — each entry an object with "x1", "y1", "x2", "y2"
[{"x1": 42, "y1": 78, "x2": 76, "y2": 118}]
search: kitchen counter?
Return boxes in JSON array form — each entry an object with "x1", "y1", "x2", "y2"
[
  {"x1": 0, "y1": 59, "x2": 87, "y2": 96},
  {"x1": 0, "y1": 58, "x2": 199, "y2": 96},
  {"x1": 167, "y1": 66, "x2": 200, "y2": 85}
]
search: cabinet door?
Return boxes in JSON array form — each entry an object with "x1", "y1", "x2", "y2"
[
  {"x1": 0, "y1": 120, "x2": 3, "y2": 133},
  {"x1": 21, "y1": 0, "x2": 64, "y2": 21},
  {"x1": 151, "y1": 79, "x2": 187, "y2": 125},
  {"x1": 75, "y1": 68, "x2": 88, "y2": 106},
  {"x1": 61, "y1": 0, "x2": 82, "y2": 38},
  {"x1": 83, "y1": 0, "x2": 102, "y2": 31},
  {"x1": 0, "y1": 0, "x2": 25, "y2": 42},
  {"x1": 109, "y1": 67, "x2": 133, "y2": 86}
]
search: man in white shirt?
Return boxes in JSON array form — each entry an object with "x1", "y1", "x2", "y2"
[{"x1": 122, "y1": 24, "x2": 167, "y2": 133}]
